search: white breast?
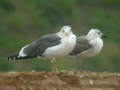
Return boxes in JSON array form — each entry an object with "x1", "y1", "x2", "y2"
[
  {"x1": 89, "y1": 37, "x2": 103, "y2": 57},
  {"x1": 78, "y1": 37, "x2": 103, "y2": 58},
  {"x1": 42, "y1": 34, "x2": 76, "y2": 59}
]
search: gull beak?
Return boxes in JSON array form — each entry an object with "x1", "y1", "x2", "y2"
[
  {"x1": 102, "y1": 35, "x2": 107, "y2": 38},
  {"x1": 65, "y1": 32, "x2": 70, "y2": 36}
]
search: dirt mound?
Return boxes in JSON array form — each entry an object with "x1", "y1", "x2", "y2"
[{"x1": 0, "y1": 71, "x2": 120, "y2": 90}]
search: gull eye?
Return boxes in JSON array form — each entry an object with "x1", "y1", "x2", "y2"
[{"x1": 98, "y1": 32, "x2": 101, "y2": 35}]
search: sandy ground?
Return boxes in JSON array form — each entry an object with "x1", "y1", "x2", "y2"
[{"x1": 0, "y1": 71, "x2": 120, "y2": 90}]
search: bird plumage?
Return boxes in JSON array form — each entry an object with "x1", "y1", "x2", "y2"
[
  {"x1": 69, "y1": 29, "x2": 104, "y2": 58},
  {"x1": 8, "y1": 25, "x2": 76, "y2": 61}
]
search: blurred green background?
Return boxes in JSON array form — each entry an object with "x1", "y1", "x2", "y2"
[{"x1": 0, "y1": 0, "x2": 120, "y2": 72}]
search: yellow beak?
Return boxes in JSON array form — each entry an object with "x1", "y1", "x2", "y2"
[{"x1": 65, "y1": 32, "x2": 70, "y2": 36}]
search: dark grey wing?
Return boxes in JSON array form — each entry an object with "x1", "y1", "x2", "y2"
[
  {"x1": 69, "y1": 36, "x2": 92, "y2": 56},
  {"x1": 23, "y1": 34, "x2": 61, "y2": 57}
]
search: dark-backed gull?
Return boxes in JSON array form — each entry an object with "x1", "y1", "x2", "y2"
[
  {"x1": 69, "y1": 29, "x2": 107, "y2": 71},
  {"x1": 8, "y1": 25, "x2": 76, "y2": 72}
]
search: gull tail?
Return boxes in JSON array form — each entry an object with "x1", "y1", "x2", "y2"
[{"x1": 8, "y1": 54, "x2": 31, "y2": 60}]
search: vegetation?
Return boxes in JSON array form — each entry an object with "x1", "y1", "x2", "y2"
[{"x1": 0, "y1": 0, "x2": 120, "y2": 72}]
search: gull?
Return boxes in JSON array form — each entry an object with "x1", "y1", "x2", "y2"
[
  {"x1": 69, "y1": 29, "x2": 107, "y2": 71},
  {"x1": 8, "y1": 25, "x2": 76, "y2": 72}
]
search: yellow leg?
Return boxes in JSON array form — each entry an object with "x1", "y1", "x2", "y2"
[{"x1": 51, "y1": 58, "x2": 59, "y2": 72}]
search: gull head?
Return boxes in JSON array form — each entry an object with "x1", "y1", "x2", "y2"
[
  {"x1": 59, "y1": 25, "x2": 73, "y2": 37},
  {"x1": 87, "y1": 29, "x2": 107, "y2": 39}
]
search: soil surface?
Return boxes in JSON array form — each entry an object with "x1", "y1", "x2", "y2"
[{"x1": 0, "y1": 71, "x2": 120, "y2": 90}]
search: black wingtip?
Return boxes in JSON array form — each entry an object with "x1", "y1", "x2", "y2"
[{"x1": 8, "y1": 54, "x2": 19, "y2": 60}]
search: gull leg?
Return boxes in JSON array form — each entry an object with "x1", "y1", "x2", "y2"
[
  {"x1": 51, "y1": 58, "x2": 59, "y2": 72},
  {"x1": 83, "y1": 59, "x2": 86, "y2": 72},
  {"x1": 80, "y1": 58, "x2": 83, "y2": 72},
  {"x1": 51, "y1": 58, "x2": 55, "y2": 72},
  {"x1": 80, "y1": 58, "x2": 87, "y2": 72}
]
